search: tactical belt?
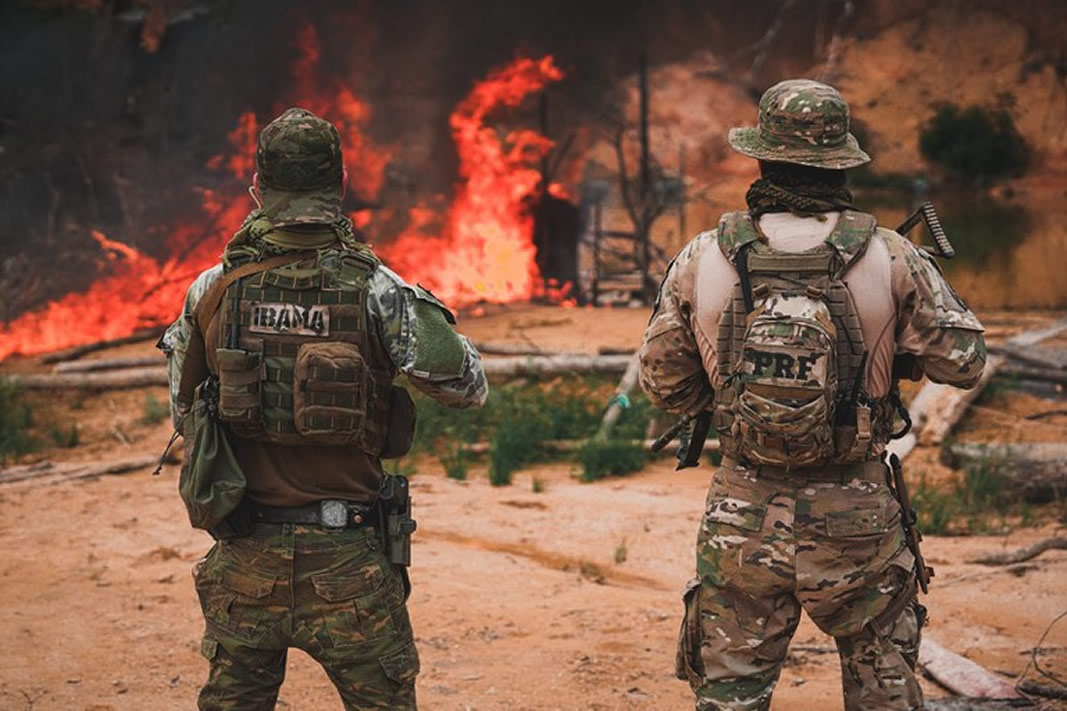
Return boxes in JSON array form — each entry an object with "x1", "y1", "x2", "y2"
[
  {"x1": 720, "y1": 456, "x2": 885, "y2": 483},
  {"x1": 250, "y1": 499, "x2": 377, "y2": 530}
]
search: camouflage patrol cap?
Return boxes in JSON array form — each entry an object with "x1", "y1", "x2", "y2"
[
  {"x1": 728, "y1": 79, "x2": 870, "y2": 169},
  {"x1": 256, "y1": 107, "x2": 344, "y2": 226}
]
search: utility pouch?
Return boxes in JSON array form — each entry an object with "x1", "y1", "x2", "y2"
[
  {"x1": 216, "y1": 348, "x2": 262, "y2": 424},
  {"x1": 178, "y1": 378, "x2": 248, "y2": 532},
  {"x1": 381, "y1": 386, "x2": 416, "y2": 459},
  {"x1": 378, "y1": 474, "x2": 417, "y2": 567},
  {"x1": 293, "y1": 341, "x2": 369, "y2": 445}
]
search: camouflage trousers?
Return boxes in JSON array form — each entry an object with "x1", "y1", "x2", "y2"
[
  {"x1": 193, "y1": 523, "x2": 419, "y2": 710},
  {"x1": 676, "y1": 460, "x2": 924, "y2": 711}
]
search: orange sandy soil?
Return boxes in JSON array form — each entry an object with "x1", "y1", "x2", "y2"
[{"x1": 1, "y1": 306, "x2": 1065, "y2": 710}]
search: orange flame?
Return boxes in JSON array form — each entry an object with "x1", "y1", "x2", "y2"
[
  {"x1": 378, "y1": 56, "x2": 563, "y2": 306},
  {"x1": 0, "y1": 37, "x2": 564, "y2": 360}
]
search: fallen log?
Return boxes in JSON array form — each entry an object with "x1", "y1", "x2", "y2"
[
  {"x1": 922, "y1": 701, "x2": 1033, "y2": 710},
  {"x1": 0, "y1": 453, "x2": 174, "y2": 486},
  {"x1": 941, "y1": 442, "x2": 1067, "y2": 504},
  {"x1": 919, "y1": 637, "x2": 1025, "y2": 700},
  {"x1": 887, "y1": 317, "x2": 1067, "y2": 461},
  {"x1": 481, "y1": 354, "x2": 632, "y2": 378},
  {"x1": 8, "y1": 366, "x2": 168, "y2": 390},
  {"x1": 472, "y1": 341, "x2": 554, "y2": 356},
  {"x1": 54, "y1": 355, "x2": 164, "y2": 373},
  {"x1": 988, "y1": 343, "x2": 1067, "y2": 371},
  {"x1": 997, "y1": 363, "x2": 1067, "y2": 386},
  {"x1": 459, "y1": 438, "x2": 717, "y2": 455},
  {"x1": 968, "y1": 537, "x2": 1067, "y2": 566},
  {"x1": 39, "y1": 327, "x2": 166, "y2": 364}
]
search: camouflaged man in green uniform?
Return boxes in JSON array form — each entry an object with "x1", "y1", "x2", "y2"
[
  {"x1": 639, "y1": 80, "x2": 986, "y2": 711},
  {"x1": 160, "y1": 108, "x2": 488, "y2": 710}
]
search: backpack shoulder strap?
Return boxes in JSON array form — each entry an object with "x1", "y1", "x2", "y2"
[
  {"x1": 825, "y1": 210, "x2": 877, "y2": 278},
  {"x1": 716, "y1": 211, "x2": 763, "y2": 264},
  {"x1": 193, "y1": 251, "x2": 315, "y2": 334},
  {"x1": 176, "y1": 251, "x2": 315, "y2": 409}
]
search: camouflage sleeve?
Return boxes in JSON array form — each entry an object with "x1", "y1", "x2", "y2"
[
  {"x1": 638, "y1": 232, "x2": 716, "y2": 415},
  {"x1": 157, "y1": 264, "x2": 223, "y2": 427},
  {"x1": 367, "y1": 266, "x2": 488, "y2": 409},
  {"x1": 882, "y1": 228, "x2": 987, "y2": 388}
]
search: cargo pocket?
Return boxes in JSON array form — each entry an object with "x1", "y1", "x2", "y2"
[
  {"x1": 311, "y1": 563, "x2": 397, "y2": 647},
  {"x1": 200, "y1": 635, "x2": 219, "y2": 662},
  {"x1": 380, "y1": 641, "x2": 420, "y2": 687},
  {"x1": 294, "y1": 342, "x2": 368, "y2": 445},
  {"x1": 825, "y1": 507, "x2": 890, "y2": 538},
  {"x1": 675, "y1": 578, "x2": 705, "y2": 685},
  {"x1": 202, "y1": 567, "x2": 276, "y2": 644},
  {"x1": 216, "y1": 348, "x2": 263, "y2": 425}
]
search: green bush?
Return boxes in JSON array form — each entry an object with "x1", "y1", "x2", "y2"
[
  {"x1": 578, "y1": 439, "x2": 648, "y2": 482},
  {"x1": 919, "y1": 104, "x2": 1029, "y2": 183},
  {"x1": 0, "y1": 378, "x2": 36, "y2": 460},
  {"x1": 140, "y1": 393, "x2": 170, "y2": 425},
  {"x1": 406, "y1": 376, "x2": 656, "y2": 485},
  {"x1": 50, "y1": 424, "x2": 79, "y2": 448}
]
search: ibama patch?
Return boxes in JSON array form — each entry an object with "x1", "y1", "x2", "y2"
[{"x1": 249, "y1": 302, "x2": 330, "y2": 337}]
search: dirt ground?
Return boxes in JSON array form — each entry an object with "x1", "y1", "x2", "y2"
[{"x1": 1, "y1": 306, "x2": 1066, "y2": 711}]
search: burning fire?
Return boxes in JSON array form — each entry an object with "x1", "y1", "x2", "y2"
[
  {"x1": 0, "y1": 28, "x2": 563, "y2": 360},
  {"x1": 378, "y1": 56, "x2": 563, "y2": 306}
]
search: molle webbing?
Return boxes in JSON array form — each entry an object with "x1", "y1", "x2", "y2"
[
  {"x1": 215, "y1": 248, "x2": 394, "y2": 453},
  {"x1": 712, "y1": 210, "x2": 877, "y2": 463}
]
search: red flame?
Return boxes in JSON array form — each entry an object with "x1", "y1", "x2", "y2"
[
  {"x1": 378, "y1": 56, "x2": 563, "y2": 306},
  {"x1": 0, "y1": 31, "x2": 563, "y2": 360}
]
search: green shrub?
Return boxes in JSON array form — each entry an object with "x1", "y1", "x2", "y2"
[
  {"x1": 531, "y1": 476, "x2": 545, "y2": 493},
  {"x1": 49, "y1": 423, "x2": 79, "y2": 448},
  {"x1": 919, "y1": 104, "x2": 1029, "y2": 183},
  {"x1": 140, "y1": 393, "x2": 170, "y2": 425},
  {"x1": 0, "y1": 378, "x2": 36, "y2": 460},
  {"x1": 578, "y1": 439, "x2": 648, "y2": 482},
  {"x1": 438, "y1": 442, "x2": 469, "y2": 481},
  {"x1": 911, "y1": 475, "x2": 957, "y2": 535}
]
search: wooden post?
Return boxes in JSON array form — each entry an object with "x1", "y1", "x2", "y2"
[
  {"x1": 592, "y1": 199, "x2": 603, "y2": 306},
  {"x1": 637, "y1": 53, "x2": 654, "y2": 303},
  {"x1": 678, "y1": 142, "x2": 687, "y2": 250}
]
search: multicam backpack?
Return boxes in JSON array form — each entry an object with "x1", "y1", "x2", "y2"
[{"x1": 712, "y1": 210, "x2": 877, "y2": 469}]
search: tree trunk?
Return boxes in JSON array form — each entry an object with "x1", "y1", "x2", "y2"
[
  {"x1": 919, "y1": 637, "x2": 1025, "y2": 700},
  {"x1": 482, "y1": 354, "x2": 632, "y2": 378},
  {"x1": 941, "y1": 442, "x2": 1067, "y2": 503},
  {"x1": 54, "y1": 355, "x2": 164, "y2": 373},
  {"x1": 9, "y1": 367, "x2": 168, "y2": 390}
]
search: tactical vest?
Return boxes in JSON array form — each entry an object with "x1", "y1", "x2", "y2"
[
  {"x1": 712, "y1": 210, "x2": 886, "y2": 469},
  {"x1": 210, "y1": 246, "x2": 398, "y2": 455}
]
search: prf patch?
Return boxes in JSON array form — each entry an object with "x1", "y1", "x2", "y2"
[{"x1": 249, "y1": 302, "x2": 330, "y2": 337}]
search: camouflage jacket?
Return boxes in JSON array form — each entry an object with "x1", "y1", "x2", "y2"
[
  {"x1": 160, "y1": 259, "x2": 488, "y2": 427},
  {"x1": 639, "y1": 213, "x2": 987, "y2": 417}
]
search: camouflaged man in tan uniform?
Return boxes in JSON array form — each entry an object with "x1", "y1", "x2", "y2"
[
  {"x1": 639, "y1": 80, "x2": 986, "y2": 711},
  {"x1": 161, "y1": 108, "x2": 487, "y2": 711}
]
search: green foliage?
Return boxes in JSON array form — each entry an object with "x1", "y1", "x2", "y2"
[
  {"x1": 406, "y1": 376, "x2": 656, "y2": 485},
  {"x1": 140, "y1": 393, "x2": 170, "y2": 426},
  {"x1": 911, "y1": 475, "x2": 956, "y2": 535},
  {"x1": 919, "y1": 103, "x2": 1029, "y2": 184},
  {"x1": 0, "y1": 379, "x2": 37, "y2": 460},
  {"x1": 912, "y1": 448, "x2": 1030, "y2": 535},
  {"x1": 439, "y1": 442, "x2": 469, "y2": 481},
  {"x1": 50, "y1": 423, "x2": 79, "y2": 448},
  {"x1": 578, "y1": 439, "x2": 648, "y2": 482},
  {"x1": 531, "y1": 476, "x2": 545, "y2": 493}
]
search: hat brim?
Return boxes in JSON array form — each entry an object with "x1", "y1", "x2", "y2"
[
  {"x1": 728, "y1": 127, "x2": 871, "y2": 169},
  {"x1": 260, "y1": 185, "x2": 343, "y2": 227}
]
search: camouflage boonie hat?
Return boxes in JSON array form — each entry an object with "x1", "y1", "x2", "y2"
[
  {"x1": 256, "y1": 107, "x2": 344, "y2": 226},
  {"x1": 728, "y1": 79, "x2": 870, "y2": 169}
]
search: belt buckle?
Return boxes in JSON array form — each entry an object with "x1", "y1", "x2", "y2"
[{"x1": 319, "y1": 500, "x2": 348, "y2": 530}]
